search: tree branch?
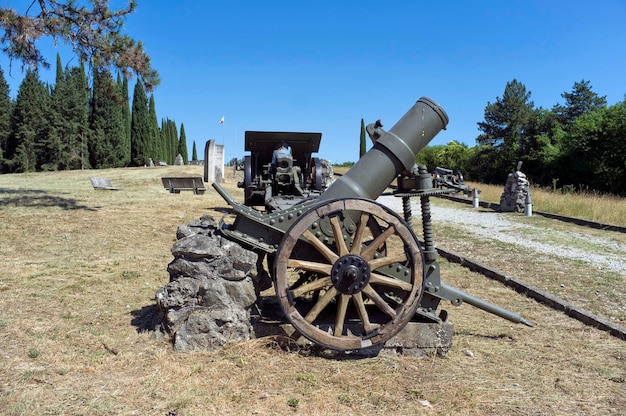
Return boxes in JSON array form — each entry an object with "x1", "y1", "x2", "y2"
[{"x1": 0, "y1": 0, "x2": 158, "y2": 90}]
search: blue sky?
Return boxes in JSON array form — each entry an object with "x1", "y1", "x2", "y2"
[{"x1": 1, "y1": 0, "x2": 626, "y2": 164}]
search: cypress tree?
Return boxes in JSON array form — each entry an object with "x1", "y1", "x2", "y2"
[
  {"x1": 7, "y1": 70, "x2": 50, "y2": 172},
  {"x1": 118, "y1": 73, "x2": 131, "y2": 165},
  {"x1": 90, "y1": 67, "x2": 125, "y2": 168},
  {"x1": 359, "y1": 118, "x2": 366, "y2": 158},
  {"x1": 167, "y1": 119, "x2": 178, "y2": 165},
  {"x1": 192, "y1": 140, "x2": 197, "y2": 161},
  {"x1": 47, "y1": 55, "x2": 90, "y2": 170},
  {"x1": 161, "y1": 118, "x2": 170, "y2": 164},
  {"x1": 148, "y1": 94, "x2": 160, "y2": 162},
  {"x1": 46, "y1": 53, "x2": 67, "y2": 170},
  {"x1": 159, "y1": 118, "x2": 168, "y2": 164},
  {"x1": 55, "y1": 53, "x2": 63, "y2": 85},
  {"x1": 64, "y1": 63, "x2": 90, "y2": 169},
  {"x1": 130, "y1": 79, "x2": 150, "y2": 166},
  {"x1": 178, "y1": 122, "x2": 188, "y2": 164},
  {"x1": 0, "y1": 66, "x2": 12, "y2": 171}
]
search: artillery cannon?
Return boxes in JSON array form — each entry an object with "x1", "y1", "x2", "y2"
[
  {"x1": 214, "y1": 97, "x2": 532, "y2": 352},
  {"x1": 433, "y1": 166, "x2": 474, "y2": 196},
  {"x1": 238, "y1": 131, "x2": 332, "y2": 212}
]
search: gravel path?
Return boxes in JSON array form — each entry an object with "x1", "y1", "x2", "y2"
[{"x1": 377, "y1": 195, "x2": 626, "y2": 273}]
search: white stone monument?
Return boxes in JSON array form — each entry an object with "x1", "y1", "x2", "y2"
[{"x1": 204, "y1": 139, "x2": 225, "y2": 184}]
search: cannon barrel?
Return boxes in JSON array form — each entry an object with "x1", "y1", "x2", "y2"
[
  {"x1": 440, "y1": 283, "x2": 535, "y2": 327},
  {"x1": 320, "y1": 97, "x2": 449, "y2": 201}
]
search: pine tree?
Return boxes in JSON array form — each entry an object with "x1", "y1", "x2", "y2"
[
  {"x1": 0, "y1": 1, "x2": 159, "y2": 90},
  {"x1": 553, "y1": 80, "x2": 607, "y2": 127},
  {"x1": 178, "y1": 123, "x2": 188, "y2": 163},
  {"x1": 476, "y1": 79, "x2": 535, "y2": 179},
  {"x1": 130, "y1": 79, "x2": 151, "y2": 166}
]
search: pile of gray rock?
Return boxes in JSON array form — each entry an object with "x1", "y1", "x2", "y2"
[
  {"x1": 500, "y1": 169, "x2": 530, "y2": 212},
  {"x1": 155, "y1": 215, "x2": 261, "y2": 352}
]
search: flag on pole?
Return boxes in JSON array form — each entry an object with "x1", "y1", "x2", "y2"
[{"x1": 219, "y1": 116, "x2": 224, "y2": 125}]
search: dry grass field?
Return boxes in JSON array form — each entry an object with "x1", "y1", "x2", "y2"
[
  {"x1": 0, "y1": 166, "x2": 624, "y2": 415},
  {"x1": 465, "y1": 181, "x2": 626, "y2": 227}
]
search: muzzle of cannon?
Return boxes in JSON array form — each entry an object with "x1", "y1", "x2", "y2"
[
  {"x1": 212, "y1": 97, "x2": 532, "y2": 352},
  {"x1": 321, "y1": 97, "x2": 449, "y2": 201}
]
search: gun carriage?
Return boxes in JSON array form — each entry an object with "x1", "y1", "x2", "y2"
[
  {"x1": 238, "y1": 131, "x2": 331, "y2": 212},
  {"x1": 214, "y1": 97, "x2": 532, "y2": 352}
]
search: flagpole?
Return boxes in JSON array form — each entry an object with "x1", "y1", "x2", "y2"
[
  {"x1": 219, "y1": 116, "x2": 226, "y2": 166},
  {"x1": 220, "y1": 116, "x2": 225, "y2": 145}
]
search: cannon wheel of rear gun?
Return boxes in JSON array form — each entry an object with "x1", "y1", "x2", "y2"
[
  {"x1": 311, "y1": 157, "x2": 323, "y2": 191},
  {"x1": 243, "y1": 155, "x2": 253, "y2": 203},
  {"x1": 274, "y1": 198, "x2": 425, "y2": 351}
]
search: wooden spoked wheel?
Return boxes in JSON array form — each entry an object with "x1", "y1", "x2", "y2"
[{"x1": 274, "y1": 198, "x2": 424, "y2": 351}]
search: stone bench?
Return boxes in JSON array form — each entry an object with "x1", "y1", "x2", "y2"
[
  {"x1": 90, "y1": 177, "x2": 121, "y2": 190},
  {"x1": 161, "y1": 176, "x2": 206, "y2": 195}
]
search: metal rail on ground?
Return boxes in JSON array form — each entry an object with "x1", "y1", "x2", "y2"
[
  {"x1": 433, "y1": 244, "x2": 626, "y2": 341},
  {"x1": 438, "y1": 194, "x2": 626, "y2": 234}
]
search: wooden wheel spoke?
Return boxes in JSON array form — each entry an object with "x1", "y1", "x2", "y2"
[
  {"x1": 302, "y1": 229, "x2": 339, "y2": 263},
  {"x1": 350, "y1": 212, "x2": 370, "y2": 254},
  {"x1": 291, "y1": 276, "x2": 332, "y2": 298},
  {"x1": 360, "y1": 225, "x2": 396, "y2": 260},
  {"x1": 353, "y1": 292, "x2": 373, "y2": 333},
  {"x1": 334, "y1": 294, "x2": 350, "y2": 336},
  {"x1": 288, "y1": 259, "x2": 332, "y2": 275},
  {"x1": 367, "y1": 252, "x2": 407, "y2": 271},
  {"x1": 304, "y1": 286, "x2": 338, "y2": 323},
  {"x1": 369, "y1": 272, "x2": 413, "y2": 292},
  {"x1": 362, "y1": 284, "x2": 397, "y2": 318},
  {"x1": 330, "y1": 216, "x2": 349, "y2": 256}
]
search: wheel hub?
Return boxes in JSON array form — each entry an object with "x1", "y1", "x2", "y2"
[{"x1": 331, "y1": 254, "x2": 370, "y2": 295}]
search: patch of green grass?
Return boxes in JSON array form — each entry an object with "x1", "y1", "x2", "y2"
[
  {"x1": 120, "y1": 270, "x2": 140, "y2": 280},
  {"x1": 168, "y1": 397, "x2": 192, "y2": 411},
  {"x1": 29, "y1": 292, "x2": 51, "y2": 299},
  {"x1": 61, "y1": 312, "x2": 75, "y2": 320},
  {"x1": 295, "y1": 373, "x2": 317, "y2": 386},
  {"x1": 337, "y1": 394, "x2": 351, "y2": 405},
  {"x1": 28, "y1": 348, "x2": 40, "y2": 358},
  {"x1": 20, "y1": 370, "x2": 35, "y2": 381},
  {"x1": 27, "y1": 272, "x2": 48, "y2": 279},
  {"x1": 89, "y1": 352, "x2": 105, "y2": 362}
]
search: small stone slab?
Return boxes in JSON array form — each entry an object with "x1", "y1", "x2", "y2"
[
  {"x1": 90, "y1": 177, "x2": 121, "y2": 190},
  {"x1": 252, "y1": 296, "x2": 454, "y2": 357}
]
